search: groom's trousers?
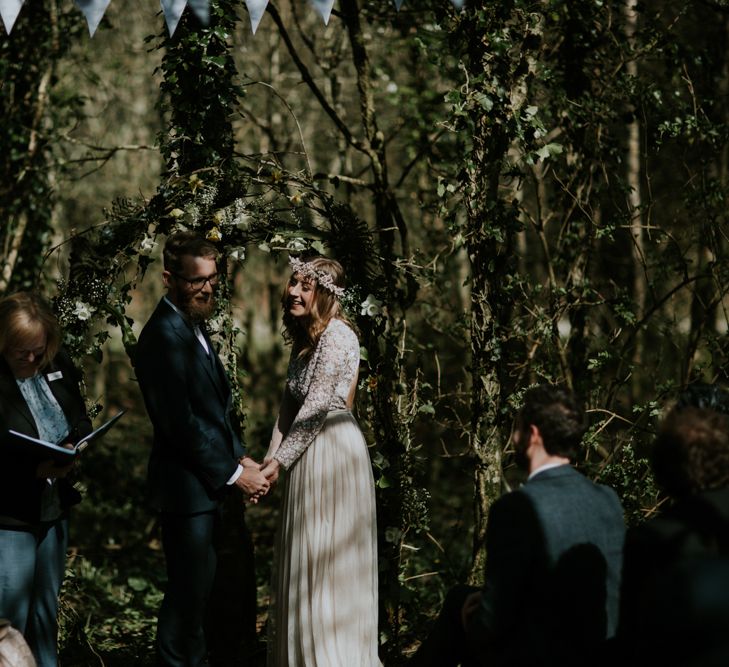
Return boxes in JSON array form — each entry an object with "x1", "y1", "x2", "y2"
[{"x1": 157, "y1": 509, "x2": 220, "y2": 667}]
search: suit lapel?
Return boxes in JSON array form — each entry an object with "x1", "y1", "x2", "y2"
[
  {"x1": 201, "y1": 327, "x2": 230, "y2": 390},
  {"x1": 161, "y1": 301, "x2": 228, "y2": 401}
]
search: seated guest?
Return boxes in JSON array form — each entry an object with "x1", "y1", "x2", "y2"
[
  {"x1": 0, "y1": 292, "x2": 91, "y2": 667},
  {"x1": 410, "y1": 384, "x2": 625, "y2": 667},
  {"x1": 619, "y1": 387, "x2": 729, "y2": 667}
]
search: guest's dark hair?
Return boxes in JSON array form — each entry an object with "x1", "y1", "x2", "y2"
[
  {"x1": 519, "y1": 384, "x2": 586, "y2": 459},
  {"x1": 163, "y1": 231, "x2": 220, "y2": 273},
  {"x1": 652, "y1": 406, "x2": 729, "y2": 497}
]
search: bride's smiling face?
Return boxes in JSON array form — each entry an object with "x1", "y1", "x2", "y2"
[{"x1": 286, "y1": 273, "x2": 316, "y2": 318}]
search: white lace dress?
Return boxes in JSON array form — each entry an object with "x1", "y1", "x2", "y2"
[{"x1": 265, "y1": 318, "x2": 380, "y2": 667}]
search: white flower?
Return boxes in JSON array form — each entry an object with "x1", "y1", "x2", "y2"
[
  {"x1": 386, "y1": 81, "x2": 398, "y2": 94},
  {"x1": 271, "y1": 234, "x2": 286, "y2": 245},
  {"x1": 73, "y1": 301, "x2": 94, "y2": 321},
  {"x1": 229, "y1": 247, "x2": 246, "y2": 262},
  {"x1": 286, "y1": 237, "x2": 307, "y2": 251},
  {"x1": 360, "y1": 294, "x2": 383, "y2": 318},
  {"x1": 139, "y1": 236, "x2": 157, "y2": 256},
  {"x1": 233, "y1": 212, "x2": 251, "y2": 230}
]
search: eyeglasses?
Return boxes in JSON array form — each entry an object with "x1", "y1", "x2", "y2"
[{"x1": 171, "y1": 272, "x2": 220, "y2": 290}]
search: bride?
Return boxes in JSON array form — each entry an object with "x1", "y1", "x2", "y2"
[{"x1": 261, "y1": 256, "x2": 381, "y2": 667}]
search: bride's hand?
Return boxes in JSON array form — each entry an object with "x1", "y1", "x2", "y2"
[{"x1": 261, "y1": 458, "x2": 281, "y2": 485}]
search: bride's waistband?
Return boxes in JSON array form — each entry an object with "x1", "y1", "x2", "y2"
[{"x1": 326, "y1": 408, "x2": 353, "y2": 417}]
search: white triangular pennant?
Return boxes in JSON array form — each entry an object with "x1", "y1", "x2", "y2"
[
  {"x1": 0, "y1": 0, "x2": 24, "y2": 34},
  {"x1": 74, "y1": 0, "x2": 112, "y2": 36},
  {"x1": 451, "y1": 0, "x2": 464, "y2": 7},
  {"x1": 310, "y1": 0, "x2": 334, "y2": 25},
  {"x1": 394, "y1": 0, "x2": 404, "y2": 8},
  {"x1": 187, "y1": 0, "x2": 209, "y2": 25},
  {"x1": 160, "y1": 0, "x2": 187, "y2": 35},
  {"x1": 245, "y1": 0, "x2": 268, "y2": 34}
]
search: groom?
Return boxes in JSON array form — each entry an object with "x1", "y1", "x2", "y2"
[{"x1": 135, "y1": 231, "x2": 269, "y2": 666}]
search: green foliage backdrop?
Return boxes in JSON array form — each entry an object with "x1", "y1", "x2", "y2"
[{"x1": 1, "y1": 0, "x2": 728, "y2": 664}]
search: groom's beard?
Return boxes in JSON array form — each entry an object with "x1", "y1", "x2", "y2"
[{"x1": 182, "y1": 291, "x2": 216, "y2": 325}]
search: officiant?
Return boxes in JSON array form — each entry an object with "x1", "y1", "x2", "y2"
[{"x1": 0, "y1": 291, "x2": 91, "y2": 667}]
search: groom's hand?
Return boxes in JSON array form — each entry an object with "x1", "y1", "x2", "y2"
[
  {"x1": 240, "y1": 456, "x2": 261, "y2": 470},
  {"x1": 234, "y1": 465, "x2": 270, "y2": 503}
]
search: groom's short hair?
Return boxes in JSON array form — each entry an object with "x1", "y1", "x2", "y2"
[{"x1": 163, "y1": 231, "x2": 220, "y2": 273}]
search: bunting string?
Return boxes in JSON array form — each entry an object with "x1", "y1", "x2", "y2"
[{"x1": 0, "y1": 0, "x2": 465, "y2": 38}]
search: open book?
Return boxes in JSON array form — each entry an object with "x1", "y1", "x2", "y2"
[{"x1": 7, "y1": 410, "x2": 126, "y2": 463}]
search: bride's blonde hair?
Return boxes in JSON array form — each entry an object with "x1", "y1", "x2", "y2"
[{"x1": 281, "y1": 256, "x2": 352, "y2": 357}]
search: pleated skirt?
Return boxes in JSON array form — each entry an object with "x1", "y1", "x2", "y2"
[{"x1": 268, "y1": 410, "x2": 381, "y2": 667}]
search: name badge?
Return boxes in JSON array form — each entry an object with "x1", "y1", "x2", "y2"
[{"x1": 46, "y1": 371, "x2": 63, "y2": 381}]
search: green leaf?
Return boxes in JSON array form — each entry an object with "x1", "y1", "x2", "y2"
[
  {"x1": 473, "y1": 92, "x2": 493, "y2": 111},
  {"x1": 127, "y1": 577, "x2": 148, "y2": 592}
]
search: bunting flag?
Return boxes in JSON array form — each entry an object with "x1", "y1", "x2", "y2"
[
  {"x1": 0, "y1": 0, "x2": 24, "y2": 34},
  {"x1": 310, "y1": 0, "x2": 335, "y2": 25},
  {"x1": 0, "y1": 0, "x2": 468, "y2": 37},
  {"x1": 160, "y1": 0, "x2": 188, "y2": 35},
  {"x1": 160, "y1": 0, "x2": 210, "y2": 35},
  {"x1": 244, "y1": 0, "x2": 268, "y2": 34},
  {"x1": 188, "y1": 0, "x2": 210, "y2": 25},
  {"x1": 74, "y1": 0, "x2": 112, "y2": 36}
]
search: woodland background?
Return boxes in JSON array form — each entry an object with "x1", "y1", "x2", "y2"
[{"x1": 2, "y1": 0, "x2": 729, "y2": 664}]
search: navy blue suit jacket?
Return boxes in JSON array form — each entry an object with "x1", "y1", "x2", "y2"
[
  {"x1": 472, "y1": 465, "x2": 625, "y2": 667},
  {"x1": 0, "y1": 351, "x2": 91, "y2": 524},
  {"x1": 135, "y1": 299, "x2": 245, "y2": 514}
]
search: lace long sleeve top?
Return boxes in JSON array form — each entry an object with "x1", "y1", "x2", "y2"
[{"x1": 267, "y1": 318, "x2": 360, "y2": 470}]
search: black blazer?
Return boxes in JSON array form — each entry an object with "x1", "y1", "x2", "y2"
[
  {"x1": 135, "y1": 299, "x2": 245, "y2": 514},
  {"x1": 0, "y1": 350, "x2": 91, "y2": 524}
]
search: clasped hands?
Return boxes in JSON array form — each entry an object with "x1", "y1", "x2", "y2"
[{"x1": 235, "y1": 456, "x2": 281, "y2": 504}]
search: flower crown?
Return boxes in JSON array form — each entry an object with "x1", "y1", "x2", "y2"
[{"x1": 289, "y1": 256, "x2": 345, "y2": 297}]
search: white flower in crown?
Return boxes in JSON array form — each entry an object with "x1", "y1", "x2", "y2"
[
  {"x1": 360, "y1": 294, "x2": 383, "y2": 317},
  {"x1": 139, "y1": 236, "x2": 158, "y2": 256},
  {"x1": 288, "y1": 256, "x2": 345, "y2": 297},
  {"x1": 73, "y1": 301, "x2": 94, "y2": 321}
]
